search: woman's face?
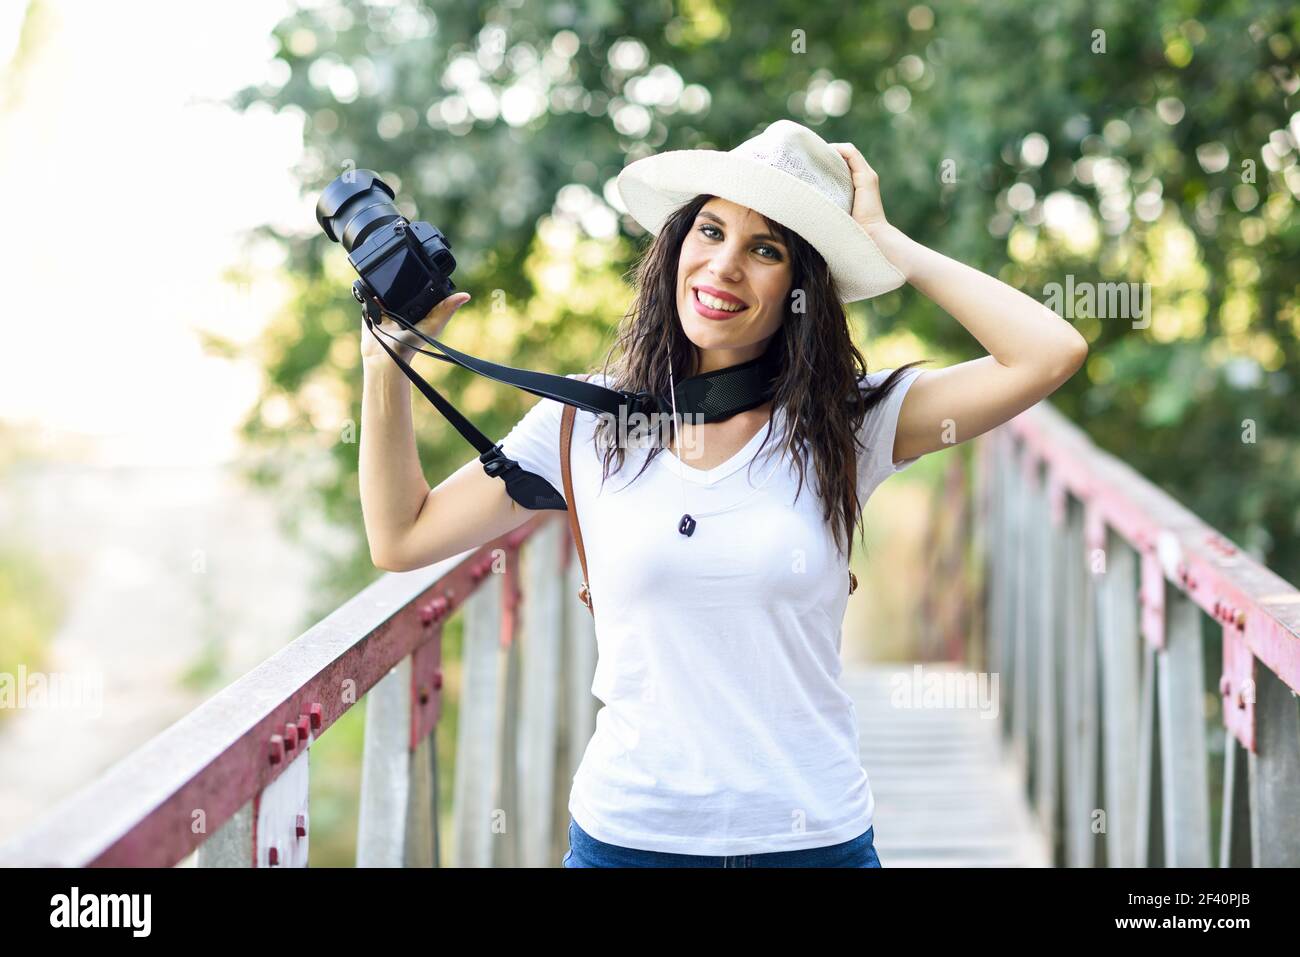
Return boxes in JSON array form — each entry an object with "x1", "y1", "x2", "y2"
[{"x1": 676, "y1": 197, "x2": 793, "y2": 375}]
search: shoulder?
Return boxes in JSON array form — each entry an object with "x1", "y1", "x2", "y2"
[{"x1": 857, "y1": 366, "x2": 922, "y2": 393}]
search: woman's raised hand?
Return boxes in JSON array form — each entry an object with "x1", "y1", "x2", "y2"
[{"x1": 361, "y1": 291, "x2": 472, "y2": 365}]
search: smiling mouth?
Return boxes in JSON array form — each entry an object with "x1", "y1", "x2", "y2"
[{"x1": 691, "y1": 287, "x2": 749, "y2": 316}]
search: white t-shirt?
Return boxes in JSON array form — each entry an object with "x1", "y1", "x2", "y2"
[{"x1": 496, "y1": 367, "x2": 924, "y2": 855}]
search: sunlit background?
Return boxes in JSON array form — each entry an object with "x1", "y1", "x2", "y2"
[
  {"x1": 0, "y1": 0, "x2": 305, "y2": 464},
  {"x1": 0, "y1": 0, "x2": 332, "y2": 844}
]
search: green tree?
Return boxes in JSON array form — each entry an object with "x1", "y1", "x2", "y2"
[{"x1": 224, "y1": 0, "x2": 1300, "y2": 610}]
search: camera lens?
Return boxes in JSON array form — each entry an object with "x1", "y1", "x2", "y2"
[{"x1": 315, "y1": 169, "x2": 402, "y2": 253}]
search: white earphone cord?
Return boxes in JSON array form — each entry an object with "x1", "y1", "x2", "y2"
[{"x1": 668, "y1": 358, "x2": 689, "y2": 519}]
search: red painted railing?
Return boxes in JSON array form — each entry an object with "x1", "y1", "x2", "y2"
[
  {"x1": 4, "y1": 397, "x2": 1295, "y2": 868},
  {"x1": 977, "y1": 401, "x2": 1300, "y2": 867},
  {"x1": 0, "y1": 512, "x2": 593, "y2": 867}
]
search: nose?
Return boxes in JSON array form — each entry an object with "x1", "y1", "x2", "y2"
[{"x1": 708, "y1": 240, "x2": 746, "y2": 283}]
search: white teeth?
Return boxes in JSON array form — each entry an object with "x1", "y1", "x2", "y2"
[{"x1": 695, "y1": 289, "x2": 744, "y2": 311}]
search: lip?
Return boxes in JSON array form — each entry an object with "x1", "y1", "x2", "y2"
[
  {"x1": 693, "y1": 284, "x2": 747, "y2": 306},
  {"x1": 690, "y1": 285, "x2": 749, "y2": 320}
]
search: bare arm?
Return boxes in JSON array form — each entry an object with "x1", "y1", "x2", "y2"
[
  {"x1": 867, "y1": 223, "x2": 1088, "y2": 462},
  {"x1": 830, "y1": 141, "x2": 1087, "y2": 464},
  {"x1": 358, "y1": 295, "x2": 532, "y2": 572}
]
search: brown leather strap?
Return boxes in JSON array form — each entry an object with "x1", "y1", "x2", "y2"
[{"x1": 560, "y1": 402, "x2": 593, "y2": 616}]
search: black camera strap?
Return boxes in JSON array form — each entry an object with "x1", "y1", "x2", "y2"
[
  {"x1": 363, "y1": 305, "x2": 573, "y2": 510},
  {"x1": 359, "y1": 293, "x2": 782, "y2": 512}
]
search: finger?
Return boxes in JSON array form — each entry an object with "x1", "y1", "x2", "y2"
[
  {"x1": 443, "y1": 291, "x2": 472, "y2": 312},
  {"x1": 831, "y1": 143, "x2": 866, "y2": 175},
  {"x1": 833, "y1": 142, "x2": 872, "y2": 168}
]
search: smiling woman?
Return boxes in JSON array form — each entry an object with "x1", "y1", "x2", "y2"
[
  {"x1": 677, "y1": 200, "x2": 793, "y2": 349},
  {"x1": 589, "y1": 183, "x2": 922, "y2": 562},
  {"x1": 357, "y1": 118, "x2": 1086, "y2": 865}
]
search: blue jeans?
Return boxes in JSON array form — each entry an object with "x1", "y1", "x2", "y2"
[{"x1": 562, "y1": 817, "x2": 882, "y2": 867}]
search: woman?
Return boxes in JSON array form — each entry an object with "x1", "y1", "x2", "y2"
[{"x1": 358, "y1": 120, "x2": 1087, "y2": 868}]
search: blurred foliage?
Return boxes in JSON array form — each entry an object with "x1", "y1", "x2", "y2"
[{"x1": 222, "y1": 0, "x2": 1300, "y2": 616}]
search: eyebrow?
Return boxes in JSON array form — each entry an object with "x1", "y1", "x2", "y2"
[{"x1": 696, "y1": 210, "x2": 786, "y2": 246}]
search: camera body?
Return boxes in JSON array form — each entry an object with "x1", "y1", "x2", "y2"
[{"x1": 315, "y1": 168, "x2": 457, "y2": 322}]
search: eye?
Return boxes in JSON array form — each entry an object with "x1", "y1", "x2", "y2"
[{"x1": 696, "y1": 223, "x2": 784, "y2": 261}]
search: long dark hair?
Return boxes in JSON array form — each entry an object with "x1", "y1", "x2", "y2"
[{"x1": 589, "y1": 192, "x2": 927, "y2": 562}]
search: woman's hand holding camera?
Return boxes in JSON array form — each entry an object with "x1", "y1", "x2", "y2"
[{"x1": 361, "y1": 291, "x2": 472, "y2": 367}]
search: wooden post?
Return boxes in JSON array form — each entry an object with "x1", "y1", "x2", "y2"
[
  {"x1": 1219, "y1": 728, "x2": 1251, "y2": 867},
  {"x1": 1099, "y1": 530, "x2": 1140, "y2": 866},
  {"x1": 985, "y1": 433, "x2": 1005, "y2": 684},
  {"x1": 1248, "y1": 663, "x2": 1300, "y2": 866},
  {"x1": 1021, "y1": 455, "x2": 1043, "y2": 798},
  {"x1": 516, "y1": 519, "x2": 566, "y2": 867},
  {"x1": 1157, "y1": 589, "x2": 1210, "y2": 865},
  {"x1": 1068, "y1": 504, "x2": 1102, "y2": 867},
  {"x1": 1135, "y1": 640, "x2": 1161, "y2": 866},
  {"x1": 254, "y1": 743, "x2": 310, "y2": 868},
  {"x1": 357, "y1": 654, "x2": 437, "y2": 867},
  {"x1": 1035, "y1": 480, "x2": 1066, "y2": 860},
  {"x1": 198, "y1": 799, "x2": 255, "y2": 867},
  {"x1": 1009, "y1": 440, "x2": 1028, "y2": 766},
  {"x1": 1032, "y1": 459, "x2": 1057, "y2": 834},
  {"x1": 498, "y1": 554, "x2": 522, "y2": 868},
  {"x1": 452, "y1": 570, "x2": 505, "y2": 867}
]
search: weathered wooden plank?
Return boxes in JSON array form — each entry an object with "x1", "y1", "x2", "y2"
[
  {"x1": 986, "y1": 433, "x2": 1007, "y2": 718},
  {"x1": 1135, "y1": 641, "x2": 1159, "y2": 866},
  {"x1": 497, "y1": 558, "x2": 522, "y2": 869},
  {"x1": 1010, "y1": 446, "x2": 1030, "y2": 774},
  {"x1": 516, "y1": 520, "x2": 565, "y2": 867},
  {"x1": 1248, "y1": 663, "x2": 1300, "y2": 866},
  {"x1": 1035, "y1": 463, "x2": 1061, "y2": 852},
  {"x1": 845, "y1": 663, "x2": 1050, "y2": 868},
  {"x1": 1158, "y1": 589, "x2": 1210, "y2": 866},
  {"x1": 357, "y1": 654, "x2": 436, "y2": 867},
  {"x1": 1059, "y1": 496, "x2": 1102, "y2": 868},
  {"x1": 1099, "y1": 531, "x2": 1141, "y2": 867},
  {"x1": 451, "y1": 571, "x2": 505, "y2": 867},
  {"x1": 256, "y1": 742, "x2": 310, "y2": 868},
  {"x1": 1219, "y1": 729, "x2": 1251, "y2": 867},
  {"x1": 197, "y1": 798, "x2": 254, "y2": 867}
]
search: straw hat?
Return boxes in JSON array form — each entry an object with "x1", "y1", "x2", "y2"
[{"x1": 615, "y1": 119, "x2": 907, "y2": 303}]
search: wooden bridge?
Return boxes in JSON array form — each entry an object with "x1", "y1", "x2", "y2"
[{"x1": 2, "y1": 401, "x2": 1297, "y2": 867}]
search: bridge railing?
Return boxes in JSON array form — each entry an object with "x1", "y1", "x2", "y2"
[
  {"x1": 978, "y1": 401, "x2": 1300, "y2": 867},
  {"x1": 0, "y1": 512, "x2": 595, "y2": 867},
  {"x1": 7, "y1": 401, "x2": 1297, "y2": 869}
]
